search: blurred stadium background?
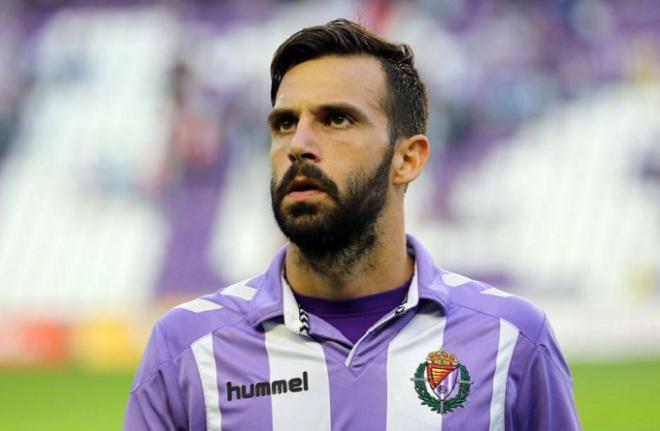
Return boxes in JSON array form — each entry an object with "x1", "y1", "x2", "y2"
[{"x1": 0, "y1": 0, "x2": 658, "y2": 429}]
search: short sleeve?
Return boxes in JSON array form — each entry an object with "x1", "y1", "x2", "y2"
[
  {"x1": 512, "y1": 320, "x2": 581, "y2": 430},
  {"x1": 124, "y1": 324, "x2": 187, "y2": 430}
]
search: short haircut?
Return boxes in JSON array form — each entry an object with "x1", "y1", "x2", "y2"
[{"x1": 270, "y1": 19, "x2": 429, "y2": 142}]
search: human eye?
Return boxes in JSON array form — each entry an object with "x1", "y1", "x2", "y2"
[
  {"x1": 277, "y1": 118, "x2": 297, "y2": 133},
  {"x1": 269, "y1": 114, "x2": 297, "y2": 134},
  {"x1": 327, "y1": 113, "x2": 353, "y2": 129}
]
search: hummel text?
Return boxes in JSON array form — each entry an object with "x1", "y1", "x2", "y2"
[{"x1": 226, "y1": 371, "x2": 309, "y2": 401}]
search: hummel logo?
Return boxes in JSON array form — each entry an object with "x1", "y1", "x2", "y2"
[{"x1": 226, "y1": 371, "x2": 309, "y2": 401}]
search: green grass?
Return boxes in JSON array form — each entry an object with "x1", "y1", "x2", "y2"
[
  {"x1": 0, "y1": 358, "x2": 659, "y2": 430},
  {"x1": 571, "y1": 358, "x2": 660, "y2": 430},
  {"x1": 0, "y1": 368, "x2": 133, "y2": 431}
]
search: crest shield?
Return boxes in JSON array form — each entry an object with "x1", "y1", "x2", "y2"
[
  {"x1": 426, "y1": 362, "x2": 457, "y2": 389},
  {"x1": 412, "y1": 348, "x2": 472, "y2": 415}
]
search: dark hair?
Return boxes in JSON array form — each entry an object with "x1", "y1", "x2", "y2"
[{"x1": 270, "y1": 19, "x2": 429, "y2": 141}]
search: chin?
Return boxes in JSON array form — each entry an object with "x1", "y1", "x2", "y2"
[
  {"x1": 283, "y1": 213, "x2": 329, "y2": 232},
  {"x1": 285, "y1": 201, "x2": 320, "y2": 218}
]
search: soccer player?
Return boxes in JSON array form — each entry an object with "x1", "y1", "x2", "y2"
[{"x1": 124, "y1": 19, "x2": 580, "y2": 430}]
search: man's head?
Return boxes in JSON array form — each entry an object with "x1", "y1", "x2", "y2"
[
  {"x1": 270, "y1": 19, "x2": 428, "y2": 142},
  {"x1": 268, "y1": 20, "x2": 430, "y2": 266}
]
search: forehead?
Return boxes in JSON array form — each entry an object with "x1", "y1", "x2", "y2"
[{"x1": 274, "y1": 55, "x2": 388, "y2": 113}]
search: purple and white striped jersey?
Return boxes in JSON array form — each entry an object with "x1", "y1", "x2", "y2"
[{"x1": 124, "y1": 235, "x2": 580, "y2": 430}]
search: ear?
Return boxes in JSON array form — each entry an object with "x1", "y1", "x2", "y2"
[{"x1": 392, "y1": 134, "x2": 430, "y2": 187}]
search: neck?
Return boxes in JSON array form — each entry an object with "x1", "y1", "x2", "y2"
[{"x1": 284, "y1": 217, "x2": 413, "y2": 300}]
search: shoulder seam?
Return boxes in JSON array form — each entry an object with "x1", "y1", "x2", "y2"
[
  {"x1": 130, "y1": 315, "x2": 249, "y2": 394},
  {"x1": 159, "y1": 321, "x2": 175, "y2": 362},
  {"x1": 538, "y1": 343, "x2": 573, "y2": 380},
  {"x1": 533, "y1": 312, "x2": 548, "y2": 345},
  {"x1": 130, "y1": 358, "x2": 175, "y2": 394},
  {"x1": 130, "y1": 323, "x2": 175, "y2": 393}
]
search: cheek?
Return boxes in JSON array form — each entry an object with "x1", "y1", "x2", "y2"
[
  {"x1": 270, "y1": 145, "x2": 287, "y2": 176},
  {"x1": 269, "y1": 142, "x2": 280, "y2": 162},
  {"x1": 327, "y1": 166, "x2": 359, "y2": 197}
]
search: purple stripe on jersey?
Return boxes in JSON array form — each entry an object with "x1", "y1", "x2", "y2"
[
  {"x1": 505, "y1": 329, "x2": 536, "y2": 430},
  {"x1": 320, "y1": 342, "x2": 389, "y2": 431},
  {"x1": 319, "y1": 309, "x2": 421, "y2": 430},
  {"x1": 177, "y1": 349, "x2": 209, "y2": 430},
  {"x1": 213, "y1": 325, "x2": 273, "y2": 431},
  {"x1": 439, "y1": 306, "x2": 501, "y2": 429}
]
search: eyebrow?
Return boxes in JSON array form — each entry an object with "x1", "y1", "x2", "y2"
[
  {"x1": 267, "y1": 108, "x2": 296, "y2": 130},
  {"x1": 267, "y1": 102, "x2": 371, "y2": 129},
  {"x1": 316, "y1": 103, "x2": 370, "y2": 124}
]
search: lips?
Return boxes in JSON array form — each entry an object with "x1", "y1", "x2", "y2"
[
  {"x1": 273, "y1": 163, "x2": 340, "y2": 205},
  {"x1": 286, "y1": 177, "x2": 325, "y2": 195}
]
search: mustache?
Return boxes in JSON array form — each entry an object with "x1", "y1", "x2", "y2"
[{"x1": 274, "y1": 163, "x2": 340, "y2": 203}]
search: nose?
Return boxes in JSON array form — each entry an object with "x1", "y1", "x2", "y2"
[{"x1": 287, "y1": 116, "x2": 321, "y2": 164}]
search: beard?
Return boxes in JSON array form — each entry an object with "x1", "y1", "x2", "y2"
[{"x1": 271, "y1": 148, "x2": 393, "y2": 271}]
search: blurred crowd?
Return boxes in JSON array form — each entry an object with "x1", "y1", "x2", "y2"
[
  {"x1": 2, "y1": 0, "x2": 658, "y2": 186},
  {"x1": 0, "y1": 0, "x2": 657, "y2": 299}
]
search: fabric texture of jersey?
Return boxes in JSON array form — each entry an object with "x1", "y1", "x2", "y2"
[{"x1": 124, "y1": 235, "x2": 580, "y2": 430}]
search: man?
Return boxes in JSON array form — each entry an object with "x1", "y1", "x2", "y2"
[{"x1": 124, "y1": 19, "x2": 580, "y2": 430}]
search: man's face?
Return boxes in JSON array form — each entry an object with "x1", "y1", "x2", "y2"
[{"x1": 268, "y1": 55, "x2": 394, "y2": 256}]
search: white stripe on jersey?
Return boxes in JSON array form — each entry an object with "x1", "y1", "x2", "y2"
[
  {"x1": 489, "y1": 319, "x2": 519, "y2": 431},
  {"x1": 176, "y1": 298, "x2": 223, "y2": 313},
  {"x1": 481, "y1": 287, "x2": 513, "y2": 298},
  {"x1": 264, "y1": 321, "x2": 332, "y2": 431},
  {"x1": 221, "y1": 280, "x2": 257, "y2": 301},
  {"x1": 386, "y1": 308, "x2": 447, "y2": 431},
  {"x1": 191, "y1": 334, "x2": 222, "y2": 431},
  {"x1": 441, "y1": 272, "x2": 472, "y2": 287}
]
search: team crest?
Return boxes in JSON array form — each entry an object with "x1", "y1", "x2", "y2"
[{"x1": 411, "y1": 349, "x2": 471, "y2": 414}]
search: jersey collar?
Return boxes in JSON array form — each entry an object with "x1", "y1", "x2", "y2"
[{"x1": 246, "y1": 234, "x2": 452, "y2": 329}]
